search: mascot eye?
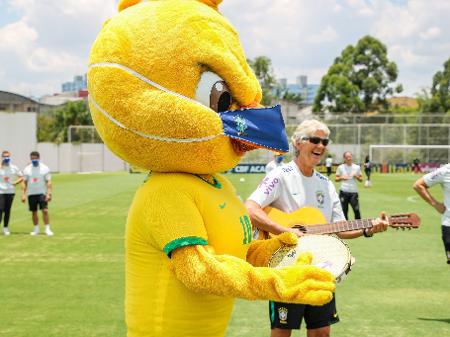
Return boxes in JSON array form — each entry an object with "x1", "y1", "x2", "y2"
[
  {"x1": 210, "y1": 81, "x2": 232, "y2": 112},
  {"x1": 195, "y1": 71, "x2": 233, "y2": 113}
]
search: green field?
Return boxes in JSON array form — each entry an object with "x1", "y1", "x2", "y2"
[{"x1": 0, "y1": 172, "x2": 449, "y2": 337}]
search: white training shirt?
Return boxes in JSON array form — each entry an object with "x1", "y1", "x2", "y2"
[
  {"x1": 0, "y1": 164, "x2": 23, "y2": 194},
  {"x1": 336, "y1": 163, "x2": 362, "y2": 193},
  {"x1": 265, "y1": 160, "x2": 284, "y2": 174},
  {"x1": 325, "y1": 157, "x2": 333, "y2": 168},
  {"x1": 423, "y1": 163, "x2": 450, "y2": 227},
  {"x1": 23, "y1": 163, "x2": 51, "y2": 196},
  {"x1": 248, "y1": 160, "x2": 345, "y2": 222}
]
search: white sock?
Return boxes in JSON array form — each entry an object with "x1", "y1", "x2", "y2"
[
  {"x1": 45, "y1": 224, "x2": 50, "y2": 229},
  {"x1": 33, "y1": 225, "x2": 40, "y2": 232}
]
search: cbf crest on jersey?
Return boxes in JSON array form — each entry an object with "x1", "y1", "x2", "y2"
[
  {"x1": 278, "y1": 307, "x2": 288, "y2": 323},
  {"x1": 316, "y1": 191, "x2": 325, "y2": 208}
]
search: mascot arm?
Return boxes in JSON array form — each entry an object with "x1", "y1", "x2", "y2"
[
  {"x1": 246, "y1": 232, "x2": 298, "y2": 267},
  {"x1": 171, "y1": 244, "x2": 335, "y2": 306}
]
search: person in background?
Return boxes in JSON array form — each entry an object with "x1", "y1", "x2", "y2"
[
  {"x1": 412, "y1": 158, "x2": 421, "y2": 173},
  {"x1": 325, "y1": 154, "x2": 333, "y2": 177},
  {"x1": 21, "y1": 151, "x2": 54, "y2": 236},
  {"x1": 364, "y1": 155, "x2": 372, "y2": 187},
  {"x1": 0, "y1": 150, "x2": 23, "y2": 235},
  {"x1": 266, "y1": 153, "x2": 285, "y2": 173},
  {"x1": 413, "y1": 164, "x2": 450, "y2": 264},
  {"x1": 335, "y1": 151, "x2": 363, "y2": 220}
]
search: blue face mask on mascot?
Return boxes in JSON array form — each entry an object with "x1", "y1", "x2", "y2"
[
  {"x1": 2, "y1": 157, "x2": 11, "y2": 165},
  {"x1": 32, "y1": 160, "x2": 39, "y2": 167},
  {"x1": 220, "y1": 105, "x2": 289, "y2": 153}
]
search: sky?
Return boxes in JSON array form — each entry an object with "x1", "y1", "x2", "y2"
[{"x1": 0, "y1": 0, "x2": 449, "y2": 98}]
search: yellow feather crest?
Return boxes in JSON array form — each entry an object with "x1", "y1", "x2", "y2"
[
  {"x1": 196, "y1": 0, "x2": 223, "y2": 10},
  {"x1": 118, "y1": 0, "x2": 142, "y2": 12}
]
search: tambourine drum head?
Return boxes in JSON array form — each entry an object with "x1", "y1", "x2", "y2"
[{"x1": 268, "y1": 235, "x2": 353, "y2": 281}]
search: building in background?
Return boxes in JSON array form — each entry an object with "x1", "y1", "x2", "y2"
[
  {"x1": 273, "y1": 75, "x2": 319, "y2": 124},
  {"x1": 39, "y1": 90, "x2": 87, "y2": 106},
  {"x1": 0, "y1": 91, "x2": 53, "y2": 113},
  {"x1": 39, "y1": 74, "x2": 88, "y2": 106},
  {"x1": 62, "y1": 74, "x2": 87, "y2": 93},
  {"x1": 277, "y1": 75, "x2": 319, "y2": 106}
]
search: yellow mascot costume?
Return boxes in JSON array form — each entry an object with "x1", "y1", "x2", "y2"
[{"x1": 88, "y1": 1, "x2": 335, "y2": 336}]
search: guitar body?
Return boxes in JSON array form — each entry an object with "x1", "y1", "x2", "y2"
[{"x1": 255, "y1": 207, "x2": 327, "y2": 240}]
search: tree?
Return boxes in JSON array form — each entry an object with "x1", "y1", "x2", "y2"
[
  {"x1": 416, "y1": 88, "x2": 433, "y2": 113},
  {"x1": 248, "y1": 56, "x2": 277, "y2": 106},
  {"x1": 38, "y1": 100, "x2": 93, "y2": 143},
  {"x1": 425, "y1": 58, "x2": 450, "y2": 113},
  {"x1": 282, "y1": 91, "x2": 303, "y2": 105},
  {"x1": 313, "y1": 35, "x2": 403, "y2": 113}
]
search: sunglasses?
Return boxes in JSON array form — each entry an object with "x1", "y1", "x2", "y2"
[{"x1": 302, "y1": 136, "x2": 330, "y2": 146}]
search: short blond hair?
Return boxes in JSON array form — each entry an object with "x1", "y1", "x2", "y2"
[{"x1": 291, "y1": 119, "x2": 330, "y2": 146}]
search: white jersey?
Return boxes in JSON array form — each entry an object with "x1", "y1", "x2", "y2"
[
  {"x1": 265, "y1": 160, "x2": 283, "y2": 174},
  {"x1": 248, "y1": 160, "x2": 345, "y2": 222},
  {"x1": 336, "y1": 163, "x2": 361, "y2": 193},
  {"x1": 423, "y1": 164, "x2": 450, "y2": 227},
  {"x1": 0, "y1": 164, "x2": 23, "y2": 194},
  {"x1": 325, "y1": 157, "x2": 333, "y2": 168},
  {"x1": 23, "y1": 163, "x2": 51, "y2": 196}
]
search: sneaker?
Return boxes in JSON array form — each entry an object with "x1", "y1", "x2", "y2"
[
  {"x1": 30, "y1": 228, "x2": 40, "y2": 236},
  {"x1": 45, "y1": 228, "x2": 54, "y2": 236},
  {"x1": 3, "y1": 227, "x2": 10, "y2": 236}
]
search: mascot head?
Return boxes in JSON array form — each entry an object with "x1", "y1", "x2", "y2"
[{"x1": 88, "y1": 0, "x2": 287, "y2": 174}]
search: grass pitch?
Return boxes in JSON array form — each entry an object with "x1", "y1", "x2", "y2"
[{"x1": 0, "y1": 172, "x2": 449, "y2": 337}]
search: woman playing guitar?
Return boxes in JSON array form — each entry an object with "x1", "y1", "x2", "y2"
[{"x1": 245, "y1": 119, "x2": 389, "y2": 337}]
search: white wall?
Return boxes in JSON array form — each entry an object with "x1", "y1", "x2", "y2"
[
  {"x1": 0, "y1": 112, "x2": 127, "y2": 172},
  {"x1": 37, "y1": 143, "x2": 127, "y2": 173},
  {"x1": 0, "y1": 112, "x2": 37, "y2": 169}
]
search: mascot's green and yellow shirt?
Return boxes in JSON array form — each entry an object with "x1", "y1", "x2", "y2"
[{"x1": 125, "y1": 172, "x2": 252, "y2": 336}]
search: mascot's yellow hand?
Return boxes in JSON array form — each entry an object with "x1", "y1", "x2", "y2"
[
  {"x1": 172, "y1": 244, "x2": 335, "y2": 306},
  {"x1": 274, "y1": 260, "x2": 336, "y2": 305},
  {"x1": 246, "y1": 232, "x2": 298, "y2": 267},
  {"x1": 296, "y1": 252, "x2": 313, "y2": 265},
  {"x1": 277, "y1": 232, "x2": 299, "y2": 245}
]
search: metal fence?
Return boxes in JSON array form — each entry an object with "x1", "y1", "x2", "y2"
[
  {"x1": 66, "y1": 120, "x2": 450, "y2": 166},
  {"x1": 321, "y1": 113, "x2": 450, "y2": 125},
  {"x1": 242, "y1": 123, "x2": 450, "y2": 165}
]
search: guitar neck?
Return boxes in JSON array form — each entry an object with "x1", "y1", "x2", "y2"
[{"x1": 304, "y1": 218, "x2": 376, "y2": 235}]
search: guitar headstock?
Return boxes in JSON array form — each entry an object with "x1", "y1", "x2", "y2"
[{"x1": 388, "y1": 213, "x2": 421, "y2": 229}]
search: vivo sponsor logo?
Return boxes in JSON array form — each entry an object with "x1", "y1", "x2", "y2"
[{"x1": 258, "y1": 177, "x2": 280, "y2": 195}]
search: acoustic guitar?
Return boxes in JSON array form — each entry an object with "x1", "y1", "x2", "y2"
[
  {"x1": 254, "y1": 206, "x2": 421, "y2": 240},
  {"x1": 262, "y1": 207, "x2": 420, "y2": 282}
]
